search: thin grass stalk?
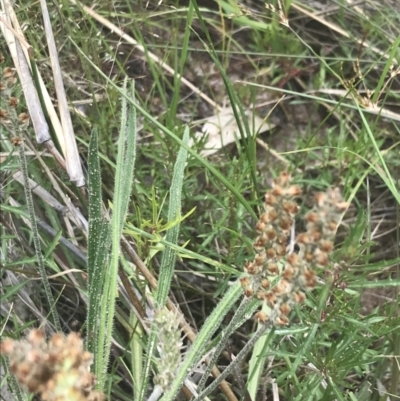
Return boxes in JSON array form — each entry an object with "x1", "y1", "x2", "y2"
[
  {"x1": 193, "y1": 321, "x2": 273, "y2": 401},
  {"x1": 190, "y1": 0, "x2": 258, "y2": 194},
  {"x1": 17, "y1": 141, "x2": 61, "y2": 331},
  {"x1": 356, "y1": 106, "x2": 400, "y2": 204},
  {"x1": 390, "y1": 199, "x2": 400, "y2": 396},
  {"x1": 195, "y1": 296, "x2": 258, "y2": 394},
  {"x1": 167, "y1": 4, "x2": 194, "y2": 127},
  {"x1": 246, "y1": 302, "x2": 271, "y2": 399}
]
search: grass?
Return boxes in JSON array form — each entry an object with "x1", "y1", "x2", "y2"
[{"x1": 0, "y1": 0, "x2": 399, "y2": 400}]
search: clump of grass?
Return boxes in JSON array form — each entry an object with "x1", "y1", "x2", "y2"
[{"x1": 1, "y1": 0, "x2": 399, "y2": 400}]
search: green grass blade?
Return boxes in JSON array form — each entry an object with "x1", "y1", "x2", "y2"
[
  {"x1": 167, "y1": 3, "x2": 194, "y2": 128},
  {"x1": 138, "y1": 127, "x2": 190, "y2": 400},
  {"x1": 87, "y1": 127, "x2": 111, "y2": 355},
  {"x1": 356, "y1": 106, "x2": 400, "y2": 205},
  {"x1": 157, "y1": 126, "x2": 189, "y2": 307},
  {"x1": 118, "y1": 82, "x2": 137, "y2": 234},
  {"x1": 95, "y1": 78, "x2": 138, "y2": 388},
  {"x1": 43, "y1": 229, "x2": 62, "y2": 259},
  {"x1": 371, "y1": 34, "x2": 400, "y2": 104}
]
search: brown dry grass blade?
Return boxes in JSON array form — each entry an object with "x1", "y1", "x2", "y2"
[{"x1": 39, "y1": 0, "x2": 85, "y2": 186}]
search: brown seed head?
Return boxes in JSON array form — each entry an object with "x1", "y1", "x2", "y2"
[
  {"x1": 297, "y1": 233, "x2": 310, "y2": 244},
  {"x1": 305, "y1": 252, "x2": 314, "y2": 263},
  {"x1": 261, "y1": 278, "x2": 270, "y2": 288},
  {"x1": 279, "y1": 303, "x2": 291, "y2": 316},
  {"x1": 18, "y1": 112, "x2": 30, "y2": 125},
  {"x1": 301, "y1": 268, "x2": 317, "y2": 289},
  {"x1": 291, "y1": 291, "x2": 306, "y2": 303},
  {"x1": 264, "y1": 193, "x2": 277, "y2": 205},
  {"x1": 271, "y1": 185, "x2": 283, "y2": 197},
  {"x1": 277, "y1": 234, "x2": 287, "y2": 245},
  {"x1": 282, "y1": 265, "x2": 296, "y2": 281},
  {"x1": 0, "y1": 338, "x2": 14, "y2": 354},
  {"x1": 255, "y1": 311, "x2": 268, "y2": 323},
  {"x1": 276, "y1": 171, "x2": 291, "y2": 186},
  {"x1": 285, "y1": 185, "x2": 302, "y2": 197},
  {"x1": 264, "y1": 291, "x2": 277, "y2": 307},
  {"x1": 320, "y1": 240, "x2": 334, "y2": 253},
  {"x1": 279, "y1": 216, "x2": 292, "y2": 231},
  {"x1": 267, "y1": 209, "x2": 278, "y2": 221},
  {"x1": 255, "y1": 221, "x2": 266, "y2": 232},
  {"x1": 266, "y1": 262, "x2": 279, "y2": 275},
  {"x1": 245, "y1": 261, "x2": 259, "y2": 275},
  {"x1": 335, "y1": 201, "x2": 350, "y2": 212},
  {"x1": 0, "y1": 109, "x2": 8, "y2": 119},
  {"x1": 309, "y1": 230, "x2": 322, "y2": 243},
  {"x1": 287, "y1": 252, "x2": 299, "y2": 266},
  {"x1": 7, "y1": 76, "x2": 17, "y2": 86},
  {"x1": 50, "y1": 333, "x2": 64, "y2": 348},
  {"x1": 28, "y1": 329, "x2": 45, "y2": 345},
  {"x1": 327, "y1": 220, "x2": 338, "y2": 231},
  {"x1": 260, "y1": 212, "x2": 270, "y2": 223},
  {"x1": 315, "y1": 192, "x2": 327, "y2": 206},
  {"x1": 265, "y1": 228, "x2": 277, "y2": 240},
  {"x1": 275, "y1": 244, "x2": 287, "y2": 257},
  {"x1": 275, "y1": 315, "x2": 289, "y2": 326},
  {"x1": 305, "y1": 211, "x2": 319, "y2": 223},
  {"x1": 315, "y1": 251, "x2": 329, "y2": 266},
  {"x1": 8, "y1": 97, "x2": 19, "y2": 107},
  {"x1": 254, "y1": 253, "x2": 266, "y2": 266},
  {"x1": 3, "y1": 67, "x2": 15, "y2": 78},
  {"x1": 273, "y1": 279, "x2": 291, "y2": 295},
  {"x1": 266, "y1": 248, "x2": 277, "y2": 259},
  {"x1": 282, "y1": 200, "x2": 299, "y2": 215},
  {"x1": 240, "y1": 276, "x2": 250, "y2": 288}
]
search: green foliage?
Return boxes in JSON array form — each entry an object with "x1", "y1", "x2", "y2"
[
  {"x1": 87, "y1": 127, "x2": 110, "y2": 356},
  {"x1": 1, "y1": 0, "x2": 399, "y2": 400},
  {"x1": 93, "y1": 78, "x2": 138, "y2": 389}
]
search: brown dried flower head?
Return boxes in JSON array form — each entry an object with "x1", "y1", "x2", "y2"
[
  {"x1": 1, "y1": 330, "x2": 105, "y2": 401},
  {"x1": 0, "y1": 109, "x2": 8, "y2": 119},
  {"x1": 2, "y1": 67, "x2": 15, "y2": 78},
  {"x1": 243, "y1": 172, "x2": 348, "y2": 327},
  {"x1": 8, "y1": 96, "x2": 19, "y2": 108},
  {"x1": 11, "y1": 137, "x2": 23, "y2": 147},
  {"x1": 18, "y1": 112, "x2": 30, "y2": 126}
]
